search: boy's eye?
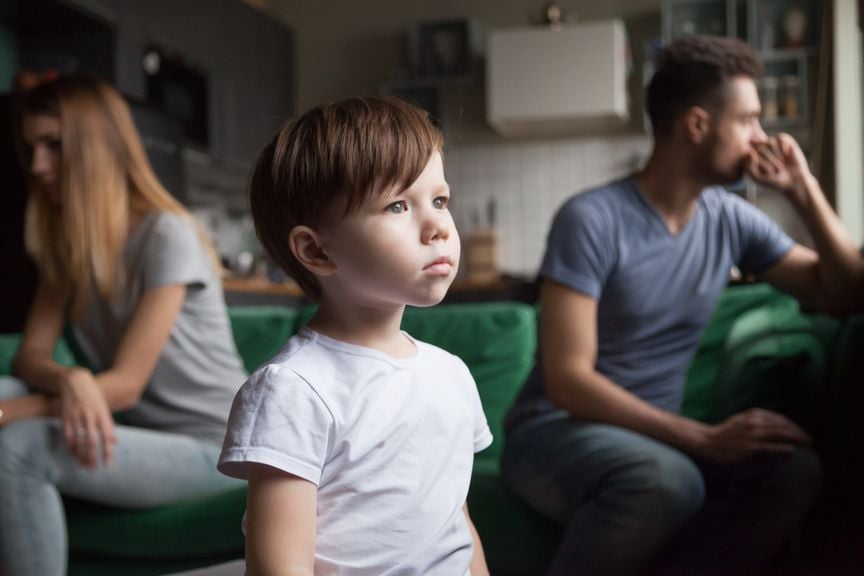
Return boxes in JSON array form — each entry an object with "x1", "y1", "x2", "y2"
[
  {"x1": 433, "y1": 196, "x2": 449, "y2": 210},
  {"x1": 47, "y1": 138, "x2": 62, "y2": 152},
  {"x1": 385, "y1": 200, "x2": 408, "y2": 214}
]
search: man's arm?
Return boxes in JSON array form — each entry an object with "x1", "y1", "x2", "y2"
[
  {"x1": 541, "y1": 279, "x2": 810, "y2": 463},
  {"x1": 749, "y1": 134, "x2": 864, "y2": 313},
  {"x1": 245, "y1": 464, "x2": 317, "y2": 576}
]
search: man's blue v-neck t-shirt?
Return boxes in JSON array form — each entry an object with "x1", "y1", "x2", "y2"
[{"x1": 512, "y1": 176, "x2": 794, "y2": 419}]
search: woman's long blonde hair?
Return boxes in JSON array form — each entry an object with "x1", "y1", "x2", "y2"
[{"x1": 19, "y1": 76, "x2": 219, "y2": 298}]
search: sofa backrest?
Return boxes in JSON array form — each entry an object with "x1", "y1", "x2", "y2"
[
  {"x1": 229, "y1": 305, "x2": 300, "y2": 374},
  {"x1": 400, "y1": 303, "x2": 537, "y2": 463},
  {"x1": 682, "y1": 283, "x2": 839, "y2": 426}
]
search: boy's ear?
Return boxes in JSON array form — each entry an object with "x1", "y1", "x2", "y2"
[
  {"x1": 683, "y1": 106, "x2": 711, "y2": 144},
  {"x1": 288, "y1": 225, "x2": 337, "y2": 276}
]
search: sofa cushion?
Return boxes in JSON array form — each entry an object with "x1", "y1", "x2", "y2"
[
  {"x1": 65, "y1": 486, "x2": 246, "y2": 563},
  {"x1": 468, "y1": 459, "x2": 559, "y2": 576},
  {"x1": 683, "y1": 283, "x2": 837, "y2": 425}
]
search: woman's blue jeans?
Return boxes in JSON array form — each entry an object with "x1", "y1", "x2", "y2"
[
  {"x1": 0, "y1": 376, "x2": 243, "y2": 576},
  {"x1": 502, "y1": 411, "x2": 822, "y2": 576}
]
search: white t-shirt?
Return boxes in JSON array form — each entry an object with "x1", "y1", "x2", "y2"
[{"x1": 218, "y1": 327, "x2": 493, "y2": 576}]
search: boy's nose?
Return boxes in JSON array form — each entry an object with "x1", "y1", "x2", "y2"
[{"x1": 421, "y1": 211, "x2": 450, "y2": 244}]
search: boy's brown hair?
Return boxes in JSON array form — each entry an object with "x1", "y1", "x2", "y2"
[
  {"x1": 249, "y1": 96, "x2": 443, "y2": 299},
  {"x1": 646, "y1": 35, "x2": 763, "y2": 136}
]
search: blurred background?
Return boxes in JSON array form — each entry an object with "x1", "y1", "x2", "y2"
[{"x1": 0, "y1": 0, "x2": 858, "y2": 318}]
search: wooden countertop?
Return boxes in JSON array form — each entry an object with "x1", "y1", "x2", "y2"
[
  {"x1": 223, "y1": 276, "x2": 304, "y2": 296},
  {"x1": 222, "y1": 275, "x2": 513, "y2": 296}
]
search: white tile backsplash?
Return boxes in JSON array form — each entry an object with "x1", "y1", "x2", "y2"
[{"x1": 447, "y1": 134, "x2": 651, "y2": 277}]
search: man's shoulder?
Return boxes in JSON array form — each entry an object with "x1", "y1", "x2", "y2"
[
  {"x1": 554, "y1": 176, "x2": 638, "y2": 229},
  {"x1": 699, "y1": 185, "x2": 736, "y2": 205},
  {"x1": 698, "y1": 185, "x2": 765, "y2": 224},
  {"x1": 569, "y1": 176, "x2": 634, "y2": 204}
]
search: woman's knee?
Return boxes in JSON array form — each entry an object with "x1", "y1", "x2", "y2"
[
  {"x1": 0, "y1": 376, "x2": 30, "y2": 401},
  {"x1": 0, "y1": 418, "x2": 61, "y2": 478}
]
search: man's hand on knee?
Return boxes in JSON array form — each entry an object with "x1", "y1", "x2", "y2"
[{"x1": 696, "y1": 408, "x2": 811, "y2": 464}]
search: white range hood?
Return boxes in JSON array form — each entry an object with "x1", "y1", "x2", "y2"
[{"x1": 486, "y1": 19, "x2": 630, "y2": 137}]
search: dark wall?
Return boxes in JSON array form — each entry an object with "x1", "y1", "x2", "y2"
[
  {"x1": 0, "y1": 0, "x2": 295, "y2": 332},
  {"x1": 16, "y1": 0, "x2": 115, "y2": 81},
  {"x1": 0, "y1": 93, "x2": 36, "y2": 333},
  {"x1": 105, "y1": 0, "x2": 295, "y2": 179}
]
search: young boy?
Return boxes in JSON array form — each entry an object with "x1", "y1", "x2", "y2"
[{"x1": 218, "y1": 97, "x2": 492, "y2": 576}]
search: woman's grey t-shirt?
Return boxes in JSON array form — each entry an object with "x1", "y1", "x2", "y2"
[{"x1": 73, "y1": 211, "x2": 247, "y2": 445}]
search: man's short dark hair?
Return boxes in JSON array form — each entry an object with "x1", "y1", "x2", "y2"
[{"x1": 646, "y1": 35, "x2": 763, "y2": 136}]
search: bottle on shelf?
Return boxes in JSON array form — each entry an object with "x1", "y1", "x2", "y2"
[
  {"x1": 780, "y1": 75, "x2": 800, "y2": 119},
  {"x1": 759, "y1": 76, "x2": 780, "y2": 122}
]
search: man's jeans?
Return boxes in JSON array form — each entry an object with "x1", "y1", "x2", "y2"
[{"x1": 502, "y1": 411, "x2": 822, "y2": 576}]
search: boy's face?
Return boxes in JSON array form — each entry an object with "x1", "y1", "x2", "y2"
[{"x1": 319, "y1": 151, "x2": 459, "y2": 309}]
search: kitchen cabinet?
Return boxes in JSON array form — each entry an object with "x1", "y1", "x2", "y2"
[
  {"x1": 486, "y1": 19, "x2": 630, "y2": 137},
  {"x1": 662, "y1": 0, "x2": 737, "y2": 40}
]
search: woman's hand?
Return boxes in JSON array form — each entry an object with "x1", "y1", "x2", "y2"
[{"x1": 58, "y1": 368, "x2": 117, "y2": 467}]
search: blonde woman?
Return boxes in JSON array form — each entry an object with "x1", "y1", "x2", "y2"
[{"x1": 0, "y1": 76, "x2": 247, "y2": 576}]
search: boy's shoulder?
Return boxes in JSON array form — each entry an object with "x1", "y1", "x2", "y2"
[
  {"x1": 245, "y1": 329, "x2": 469, "y2": 392},
  {"x1": 411, "y1": 337, "x2": 468, "y2": 370}
]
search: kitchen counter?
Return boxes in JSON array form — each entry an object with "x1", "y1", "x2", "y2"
[{"x1": 222, "y1": 275, "x2": 538, "y2": 305}]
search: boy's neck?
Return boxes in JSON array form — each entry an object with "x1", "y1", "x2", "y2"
[{"x1": 306, "y1": 296, "x2": 415, "y2": 358}]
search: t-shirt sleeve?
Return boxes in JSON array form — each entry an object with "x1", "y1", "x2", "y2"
[
  {"x1": 142, "y1": 213, "x2": 212, "y2": 291},
  {"x1": 540, "y1": 196, "x2": 615, "y2": 299},
  {"x1": 727, "y1": 193, "x2": 795, "y2": 276},
  {"x1": 218, "y1": 365, "x2": 333, "y2": 485}
]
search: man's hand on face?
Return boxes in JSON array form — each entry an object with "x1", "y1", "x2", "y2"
[{"x1": 745, "y1": 133, "x2": 816, "y2": 205}]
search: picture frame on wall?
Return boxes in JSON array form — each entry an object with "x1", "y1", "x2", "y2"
[{"x1": 411, "y1": 18, "x2": 474, "y2": 82}]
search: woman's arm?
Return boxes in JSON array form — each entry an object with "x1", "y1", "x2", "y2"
[
  {"x1": 15, "y1": 281, "x2": 187, "y2": 467},
  {"x1": 93, "y1": 283, "x2": 186, "y2": 409},
  {"x1": 464, "y1": 503, "x2": 489, "y2": 576},
  {"x1": 245, "y1": 463, "x2": 317, "y2": 576},
  {"x1": 12, "y1": 280, "x2": 74, "y2": 393},
  {"x1": 0, "y1": 394, "x2": 57, "y2": 426},
  {"x1": 62, "y1": 283, "x2": 186, "y2": 467},
  {"x1": 5, "y1": 280, "x2": 74, "y2": 425}
]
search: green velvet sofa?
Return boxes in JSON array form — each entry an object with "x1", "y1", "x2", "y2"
[{"x1": 0, "y1": 284, "x2": 847, "y2": 576}]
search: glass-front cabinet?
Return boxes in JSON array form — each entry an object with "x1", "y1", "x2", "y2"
[{"x1": 661, "y1": 0, "x2": 820, "y2": 131}]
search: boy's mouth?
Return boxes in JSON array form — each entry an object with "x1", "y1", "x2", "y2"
[{"x1": 423, "y1": 256, "x2": 453, "y2": 274}]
